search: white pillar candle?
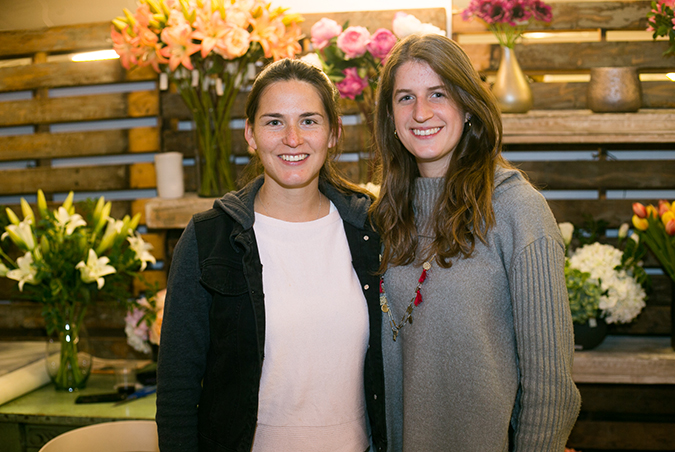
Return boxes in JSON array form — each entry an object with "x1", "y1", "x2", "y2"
[{"x1": 154, "y1": 152, "x2": 185, "y2": 199}]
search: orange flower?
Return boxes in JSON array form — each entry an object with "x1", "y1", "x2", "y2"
[
  {"x1": 160, "y1": 23, "x2": 201, "y2": 70},
  {"x1": 632, "y1": 202, "x2": 647, "y2": 218},
  {"x1": 111, "y1": 26, "x2": 139, "y2": 70},
  {"x1": 658, "y1": 199, "x2": 671, "y2": 216},
  {"x1": 666, "y1": 219, "x2": 675, "y2": 236}
]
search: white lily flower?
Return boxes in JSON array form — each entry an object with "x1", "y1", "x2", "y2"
[
  {"x1": 55, "y1": 207, "x2": 87, "y2": 236},
  {"x1": 127, "y1": 233, "x2": 156, "y2": 271},
  {"x1": 2, "y1": 220, "x2": 36, "y2": 250},
  {"x1": 6, "y1": 252, "x2": 39, "y2": 291},
  {"x1": 75, "y1": 249, "x2": 116, "y2": 289}
]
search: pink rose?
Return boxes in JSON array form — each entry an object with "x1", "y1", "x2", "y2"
[
  {"x1": 337, "y1": 26, "x2": 370, "y2": 59},
  {"x1": 366, "y1": 28, "x2": 397, "y2": 60},
  {"x1": 311, "y1": 18, "x2": 342, "y2": 50},
  {"x1": 336, "y1": 67, "x2": 368, "y2": 100}
]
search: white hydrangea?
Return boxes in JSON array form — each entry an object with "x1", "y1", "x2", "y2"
[{"x1": 568, "y1": 243, "x2": 646, "y2": 324}]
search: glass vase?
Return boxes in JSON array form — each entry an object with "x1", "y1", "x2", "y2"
[
  {"x1": 45, "y1": 321, "x2": 92, "y2": 391},
  {"x1": 192, "y1": 110, "x2": 236, "y2": 197},
  {"x1": 492, "y1": 46, "x2": 533, "y2": 114}
]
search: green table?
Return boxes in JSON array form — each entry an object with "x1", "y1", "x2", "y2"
[{"x1": 0, "y1": 374, "x2": 155, "y2": 452}]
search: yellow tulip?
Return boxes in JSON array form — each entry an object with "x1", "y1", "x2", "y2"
[
  {"x1": 632, "y1": 214, "x2": 648, "y2": 231},
  {"x1": 662, "y1": 210, "x2": 675, "y2": 227}
]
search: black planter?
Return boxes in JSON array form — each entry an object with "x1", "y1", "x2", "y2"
[{"x1": 574, "y1": 318, "x2": 608, "y2": 351}]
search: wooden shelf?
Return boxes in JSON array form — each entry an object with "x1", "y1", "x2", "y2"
[
  {"x1": 145, "y1": 193, "x2": 217, "y2": 229},
  {"x1": 573, "y1": 335, "x2": 675, "y2": 384},
  {"x1": 503, "y1": 109, "x2": 675, "y2": 144}
]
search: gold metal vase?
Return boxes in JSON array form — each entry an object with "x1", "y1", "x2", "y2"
[{"x1": 492, "y1": 46, "x2": 533, "y2": 114}]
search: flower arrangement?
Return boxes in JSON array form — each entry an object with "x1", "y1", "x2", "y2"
[
  {"x1": 631, "y1": 200, "x2": 675, "y2": 281},
  {"x1": 125, "y1": 288, "x2": 166, "y2": 355},
  {"x1": 112, "y1": 0, "x2": 304, "y2": 197},
  {"x1": 307, "y1": 13, "x2": 443, "y2": 118},
  {"x1": 647, "y1": 0, "x2": 675, "y2": 56},
  {"x1": 559, "y1": 222, "x2": 648, "y2": 325},
  {"x1": 0, "y1": 191, "x2": 156, "y2": 389},
  {"x1": 461, "y1": 0, "x2": 553, "y2": 48}
]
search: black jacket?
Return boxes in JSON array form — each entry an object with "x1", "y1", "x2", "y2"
[{"x1": 156, "y1": 176, "x2": 387, "y2": 452}]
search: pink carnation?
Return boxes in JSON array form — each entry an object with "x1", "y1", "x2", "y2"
[
  {"x1": 311, "y1": 18, "x2": 343, "y2": 50},
  {"x1": 366, "y1": 28, "x2": 397, "y2": 60},
  {"x1": 337, "y1": 26, "x2": 370, "y2": 59},
  {"x1": 336, "y1": 67, "x2": 368, "y2": 100}
]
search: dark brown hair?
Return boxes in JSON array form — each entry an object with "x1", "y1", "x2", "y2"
[
  {"x1": 242, "y1": 58, "x2": 365, "y2": 195},
  {"x1": 371, "y1": 34, "x2": 513, "y2": 270}
]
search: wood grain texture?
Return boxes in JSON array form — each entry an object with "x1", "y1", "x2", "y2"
[
  {"x1": 0, "y1": 130, "x2": 128, "y2": 161},
  {"x1": 0, "y1": 61, "x2": 155, "y2": 93},
  {"x1": 0, "y1": 22, "x2": 112, "y2": 58},
  {"x1": 461, "y1": 41, "x2": 675, "y2": 72},
  {"x1": 453, "y1": 1, "x2": 651, "y2": 34},
  {"x1": 517, "y1": 160, "x2": 675, "y2": 190},
  {"x1": 0, "y1": 165, "x2": 128, "y2": 194},
  {"x1": 531, "y1": 81, "x2": 675, "y2": 110},
  {"x1": 502, "y1": 109, "x2": 675, "y2": 144},
  {"x1": 0, "y1": 93, "x2": 133, "y2": 126},
  {"x1": 572, "y1": 336, "x2": 675, "y2": 384}
]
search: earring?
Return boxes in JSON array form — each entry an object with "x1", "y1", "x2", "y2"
[
  {"x1": 394, "y1": 129, "x2": 398, "y2": 138},
  {"x1": 465, "y1": 119, "x2": 472, "y2": 128}
]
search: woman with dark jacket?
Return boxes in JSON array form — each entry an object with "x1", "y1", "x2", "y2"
[{"x1": 156, "y1": 59, "x2": 386, "y2": 452}]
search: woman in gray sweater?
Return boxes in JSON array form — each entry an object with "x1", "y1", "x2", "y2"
[{"x1": 371, "y1": 34, "x2": 581, "y2": 451}]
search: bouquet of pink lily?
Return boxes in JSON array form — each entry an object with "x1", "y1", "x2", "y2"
[
  {"x1": 112, "y1": 0, "x2": 304, "y2": 196},
  {"x1": 462, "y1": 0, "x2": 553, "y2": 48}
]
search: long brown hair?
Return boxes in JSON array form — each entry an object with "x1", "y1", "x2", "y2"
[
  {"x1": 371, "y1": 34, "x2": 512, "y2": 270},
  {"x1": 242, "y1": 58, "x2": 366, "y2": 196}
]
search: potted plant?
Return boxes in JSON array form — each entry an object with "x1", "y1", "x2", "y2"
[
  {"x1": 559, "y1": 221, "x2": 649, "y2": 350},
  {"x1": 0, "y1": 191, "x2": 156, "y2": 390}
]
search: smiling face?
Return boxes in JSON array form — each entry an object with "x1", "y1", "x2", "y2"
[
  {"x1": 392, "y1": 60, "x2": 468, "y2": 178},
  {"x1": 245, "y1": 79, "x2": 337, "y2": 192}
]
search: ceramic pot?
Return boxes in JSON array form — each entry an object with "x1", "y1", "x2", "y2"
[
  {"x1": 492, "y1": 46, "x2": 533, "y2": 114},
  {"x1": 573, "y1": 317, "x2": 608, "y2": 351},
  {"x1": 587, "y1": 67, "x2": 642, "y2": 113}
]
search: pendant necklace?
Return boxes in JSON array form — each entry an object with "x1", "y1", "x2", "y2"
[{"x1": 380, "y1": 255, "x2": 434, "y2": 341}]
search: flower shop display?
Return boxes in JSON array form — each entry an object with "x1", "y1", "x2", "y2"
[
  {"x1": 631, "y1": 200, "x2": 675, "y2": 348},
  {"x1": 462, "y1": 0, "x2": 553, "y2": 113},
  {"x1": 0, "y1": 192, "x2": 156, "y2": 391},
  {"x1": 112, "y1": 0, "x2": 304, "y2": 197},
  {"x1": 125, "y1": 288, "x2": 166, "y2": 357},
  {"x1": 308, "y1": 12, "x2": 443, "y2": 167},
  {"x1": 559, "y1": 222, "x2": 649, "y2": 350},
  {"x1": 647, "y1": 0, "x2": 675, "y2": 56}
]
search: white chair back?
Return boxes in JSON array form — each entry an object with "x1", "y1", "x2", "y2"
[{"x1": 38, "y1": 420, "x2": 158, "y2": 452}]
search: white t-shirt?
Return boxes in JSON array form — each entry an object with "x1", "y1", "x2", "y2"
[{"x1": 251, "y1": 204, "x2": 369, "y2": 452}]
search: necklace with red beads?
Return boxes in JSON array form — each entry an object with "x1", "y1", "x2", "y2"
[{"x1": 380, "y1": 256, "x2": 434, "y2": 341}]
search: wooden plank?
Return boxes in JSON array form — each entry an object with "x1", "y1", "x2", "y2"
[
  {"x1": 0, "y1": 165, "x2": 128, "y2": 194},
  {"x1": 502, "y1": 109, "x2": 675, "y2": 144},
  {"x1": 0, "y1": 130, "x2": 128, "y2": 161},
  {"x1": 576, "y1": 383, "x2": 675, "y2": 416},
  {"x1": 547, "y1": 199, "x2": 654, "y2": 228},
  {"x1": 299, "y1": 8, "x2": 447, "y2": 37},
  {"x1": 461, "y1": 41, "x2": 675, "y2": 72},
  {"x1": 141, "y1": 232, "x2": 166, "y2": 261},
  {"x1": 0, "y1": 93, "x2": 136, "y2": 127},
  {"x1": 531, "y1": 81, "x2": 675, "y2": 110},
  {"x1": 128, "y1": 127, "x2": 160, "y2": 153},
  {"x1": 127, "y1": 91, "x2": 159, "y2": 117},
  {"x1": 129, "y1": 162, "x2": 156, "y2": 189},
  {"x1": 0, "y1": 22, "x2": 111, "y2": 58},
  {"x1": 573, "y1": 336, "x2": 675, "y2": 384},
  {"x1": 0, "y1": 60, "x2": 155, "y2": 93},
  {"x1": 568, "y1": 419, "x2": 675, "y2": 450},
  {"x1": 453, "y1": 1, "x2": 651, "y2": 34},
  {"x1": 516, "y1": 160, "x2": 675, "y2": 190},
  {"x1": 145, "y1": 194, "x2": 216, "y2": 229}
]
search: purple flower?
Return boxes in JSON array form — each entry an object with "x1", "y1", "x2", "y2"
[
  {"x1": 507, "y1": 0, "x2": 533, "y2": 25},
  {"x1": 531, "y1": 0, "x2": 553, "y2": 22}
]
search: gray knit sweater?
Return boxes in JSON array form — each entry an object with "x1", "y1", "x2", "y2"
[{"x1": 382, "y1": 168, "x2": 581, "y2": 452}]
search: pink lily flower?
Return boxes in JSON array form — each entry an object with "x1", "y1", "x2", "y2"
[{"x1": 160, "y1": 23, "x2": 201, "y2": 71}]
